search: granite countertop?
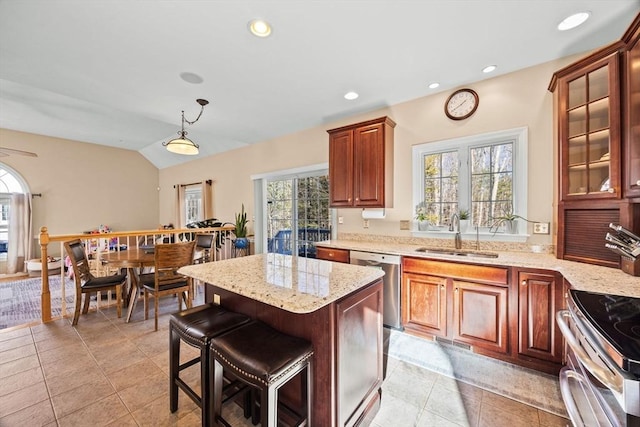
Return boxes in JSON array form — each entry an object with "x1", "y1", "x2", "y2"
[
  {"x1": 178, "y1": 253, "x2": 384, "y2": 314},
  {"x1": 316, "y1": 240, "x2": 640, "y2": 298}
]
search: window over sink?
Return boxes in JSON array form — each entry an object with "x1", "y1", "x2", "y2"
[{"x1": 412, "y1": 127, "x2": 528, "y2": 241}]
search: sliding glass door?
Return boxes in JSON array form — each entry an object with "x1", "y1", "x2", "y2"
[{"x1": 266, "y1": 174, "x2": 331, "y2": 258}]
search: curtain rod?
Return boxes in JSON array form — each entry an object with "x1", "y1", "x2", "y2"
[{"x1": 173, "y1": 179, "x2": 212, "y2": 188}]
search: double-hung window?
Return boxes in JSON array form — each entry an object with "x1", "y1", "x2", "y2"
[{"x1": 412, "y1": 127, "x2": 528, "y2": 240}]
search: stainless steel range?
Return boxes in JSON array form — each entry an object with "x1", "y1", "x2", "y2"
[{"x1": 557, "y1": 289, "x2": 640, "y2": 427}]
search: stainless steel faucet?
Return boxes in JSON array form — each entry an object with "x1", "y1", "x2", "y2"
[{"x1": 449, "y1": 213, "x2": 462, "y2": 249}]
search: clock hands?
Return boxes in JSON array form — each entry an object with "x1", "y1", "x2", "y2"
[{"x1": 452, "y1": 99, "x2": 468, "y2": 112}]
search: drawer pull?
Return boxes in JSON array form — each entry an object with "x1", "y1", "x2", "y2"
[{"x1": 521, "y1": 280, "x2": 527, "y2": 286}]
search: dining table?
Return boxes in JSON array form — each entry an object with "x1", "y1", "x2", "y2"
[{"x1": 101, "y1": 246, "x2": 155, "y2": 322}]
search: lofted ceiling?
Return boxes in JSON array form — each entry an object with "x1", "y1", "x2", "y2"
[{"x1": 1, "y1": 1, "x2": 638, "y2": 169}]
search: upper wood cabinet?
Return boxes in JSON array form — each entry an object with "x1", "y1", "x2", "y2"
[
  {"x1": 623, "y1": 15, "x2": 640, "y2": 198},
  {"x1": 550, "y1": 13, "x2": 640, "y2": 268},
  {"x1": 551, "y1": 50, "x2": 622, "y2": 200},
  {"x1": 327, "y1": 116, "x2": 395, "y2": 208}
]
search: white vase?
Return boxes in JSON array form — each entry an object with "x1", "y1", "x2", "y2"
[
  {"x1": 418, "y1": 221, "x2": 428, "y2": 231},
  {"x1": 459, "y1": 219, "x2": 470, "y2": 233}
]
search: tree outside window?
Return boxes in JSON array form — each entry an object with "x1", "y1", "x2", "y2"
[{"x1": 413, "y1": 127, "x2": 527, "y2": 238}]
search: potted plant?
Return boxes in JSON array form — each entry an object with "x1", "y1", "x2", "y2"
[
  {"x1": 415, "y1": 203, "x2": 429, "y2": 231},
  {"x1": 458, "y1": 209, "x2": 470, "y2": 233},
  {"x1": 234, "y1": 204, "x2": 249, "y2": 249},
  {"x1": 489, "y1": 209, "x2": 535, "y2": 234}
]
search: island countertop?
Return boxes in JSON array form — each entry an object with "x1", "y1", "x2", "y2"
[{"x1": 178, "y1": 253, "x2": 385, "y2": 314}]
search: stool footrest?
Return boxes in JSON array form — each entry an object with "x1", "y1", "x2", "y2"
[
  {"x1": 174, "y1": 378, "x2": 201, "y2": 408},
  {"x1": 178, "y1": 357, "x2": 200, "y2": 372}
]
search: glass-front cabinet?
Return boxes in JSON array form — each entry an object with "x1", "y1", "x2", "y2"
[{"x1": 558, "y1": 54, "x2": 621, "y2": 200}]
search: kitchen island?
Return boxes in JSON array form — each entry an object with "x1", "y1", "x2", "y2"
[{"x1": 178, "y1": 253, "x2": 385, "y2": 427}]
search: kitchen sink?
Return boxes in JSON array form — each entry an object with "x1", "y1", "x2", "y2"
[{"x1": 415, "y1": 247, "x2": 499, "y2": 258}]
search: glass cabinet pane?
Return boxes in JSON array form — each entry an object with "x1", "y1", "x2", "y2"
[
  {"x1": 568, "y1": 106, "x2": 587, "y2": 137},
  {"x1": 588, "y1": 98, "x2": 609, "y2": 132},
  {"x1": 588, "y1": 66, "x2": 609, "y2": 101},
  {"x1": 568, "y1": 76, "x2": 586, "y2": 108}
]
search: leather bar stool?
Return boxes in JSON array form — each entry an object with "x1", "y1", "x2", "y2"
[
  {"x1": 210, "y1": 321, "x2": 313, "y2": 427},
  {"x1": 169, "y1": 303, "x2": 251, "y2": 426}
]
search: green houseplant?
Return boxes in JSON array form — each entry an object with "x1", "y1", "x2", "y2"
[{"x1": 234, "y1": 204, "x2": 249, "y2": 249}]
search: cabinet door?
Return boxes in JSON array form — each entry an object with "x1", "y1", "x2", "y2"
[
  {"x1": 316, "y1": 246, "x2": 350, "y2": 263},
  {"x1": 558, "y1": 53, "x2": 621, "y2": 200},
  {"x1": 402, "y1": 272, "x2": 448, "y2": 338},
  {"x1": 353, "y1": 122, "x2": 385, "y2": 207},
  {"x1": 624, "y1": 23, "x2": 640, "y2": 198},
  {"x1": 517, "y1": 271, "x2": 563, "y2": 363},
  {"x1": 336, "y1": 280, "x2": 383, "y2": 427},
  {"x1": 329, "y1": 129, "x2": 354, "y2": 207},
  {"x1": 452, "y1": 280, "x2": 509, "y2": 354}
]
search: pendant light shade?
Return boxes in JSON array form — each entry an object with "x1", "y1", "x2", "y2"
[
  {"x1": 164, "y1": 132, "x2": 199, "y2": 155},
  {"x1": 163, "y1": 99, "x2": 209, "y2": 155}
]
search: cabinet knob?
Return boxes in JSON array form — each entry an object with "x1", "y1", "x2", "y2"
[
  {"x1": 441, "y1": 284, "x2": 445, "y2": 290},
  {"x1": 521, "y1": 280, "x2": 527, "y2": 286},
  {"x1": 637, "y1": 180, "x2": 640, "y2": 186}
]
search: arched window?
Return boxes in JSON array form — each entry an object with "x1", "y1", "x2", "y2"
[{"x1": 0, "y1": 164, "x2": 29, "y2": 261}]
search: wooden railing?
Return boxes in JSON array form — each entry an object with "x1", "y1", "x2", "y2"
[{"x1": 38, "y1": 225, "x2": 236, "y2": 322}]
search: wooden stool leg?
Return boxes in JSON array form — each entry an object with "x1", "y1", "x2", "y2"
[
  {"x1": 212, "y1": 359, "x2": 224, "y2": 426},
  {"x1": 169, "y1": 327, "x2": 180, "y2": 413},
  {"x1": 201, "y1": 345, "x2": 211, "y2": 427}
]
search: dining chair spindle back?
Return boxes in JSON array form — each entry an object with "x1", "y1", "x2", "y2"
[
  {"x1": 64, "y1": 239, "x2": 127, "y2": 325},
  {"x1": 139, "y1": 240, "x2": 197, "y2": 331}
]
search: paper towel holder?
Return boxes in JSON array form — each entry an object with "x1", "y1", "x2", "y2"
[{"x1": 362, "y1": 208, "x2": 386, "y2": 219}]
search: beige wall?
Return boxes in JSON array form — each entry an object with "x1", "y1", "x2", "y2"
[
  {"x1": 0, "y1": 52, "x2": 582, "y2": 256},
  {"x1": 160, "y1": 54, "x2": 581, "y2": 246},
  {"x1": 0, "y1": 129, "x2": 159, "y2": 255}
]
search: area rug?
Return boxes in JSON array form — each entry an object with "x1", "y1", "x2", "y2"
[
  {"x1": 386, "y1": 329, "x2": 567, "y2": 417},
  {"x1": 0, "y1": 276, "x2": 75, "y2": 329}
]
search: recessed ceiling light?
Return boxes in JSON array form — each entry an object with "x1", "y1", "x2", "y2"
[
  {"x1": 344, "y1": 91, "x2": 359, "y2": 100},
  {"x1": 428, "y1": 82, "x2": 440, "y2": 89},
  {"x1": 557, "y1": 12, "x2": 590, "y2": 31},
  {"x1": 248, "y1": 19, "x2": 272, "y2": 37},
  {"x1": 482, "y1": 65, "x2": 497, "y2": 73},
  {"x1": 179, "y1": 72, "x2": 204, "y2": 84}
]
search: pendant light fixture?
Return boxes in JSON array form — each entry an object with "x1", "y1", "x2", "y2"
[{"x1": 163, "y1": 98, "x2": 209, "y2": 155}]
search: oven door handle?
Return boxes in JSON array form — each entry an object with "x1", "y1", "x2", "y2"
[
  {"x1": 559, "y1": 367, "x2": 589, "y2": 427},
  {"x1": 556, "y1": 310, "x2": 623, "y2": 394}
]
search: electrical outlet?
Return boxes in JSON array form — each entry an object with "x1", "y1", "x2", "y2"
[
  {"x1": 213, "y1": 294, "x2": 221, "y2": 305},
  {"x1": 363, "y1": 219, "x2": 370, "y2": 228},
  {"x1": 533, "y1": 222, "x2": 550, "y2": 234},
  {"x1": 400, "y1": 220, "x2": 410, "y2": 230},
  {"x1": 338, "y1": 216, "x2": 344, "y2": 224}
]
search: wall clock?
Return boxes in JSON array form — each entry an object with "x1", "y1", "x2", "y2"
[{"x1": 445, "y1": 88, "x2": 479, "y2": 120}]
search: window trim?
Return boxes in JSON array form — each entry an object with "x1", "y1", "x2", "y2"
[{"x1": 412, "y1": 127, "x2": 528, "y2": 242}]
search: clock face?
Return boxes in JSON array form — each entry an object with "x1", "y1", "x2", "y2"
[{"x1": 445, "y1": 89, "x2": 479, "y2": 120}]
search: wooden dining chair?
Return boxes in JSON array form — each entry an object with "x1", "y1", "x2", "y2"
[
  {"x1": 64, "y1": 239, "x2": 127, "y2": 325},
  {"x1": 138, "y1": 241, "x2": 196, "y2": 331},
  {"x1": 194, "y1": 233, "x2": 215, "y2": 264}
]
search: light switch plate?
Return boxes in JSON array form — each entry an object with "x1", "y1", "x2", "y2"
[{"x1": 400, "y1": 220, "x2": 410, "y2": 230}]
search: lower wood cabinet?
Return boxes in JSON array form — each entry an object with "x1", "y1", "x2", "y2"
[
  {"x1": 402, "y1": 258, "x2": 510, "y2": 354},
  {"x1": 452, "y1": 280, "x2": 509, "y2": 354},
  {"x1": 517, "y1": 269, "x2": 564, "y2": 364},
  {"x1": 316, "y1": 247, "x2": 350, "y2": 263},
  {"x1": 402, "y1": 257, "x2": 564, "y2": 374}
]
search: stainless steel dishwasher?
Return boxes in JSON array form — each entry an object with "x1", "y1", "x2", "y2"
[{"x1": 349, "y1": 250, "x2": 402, "y2": 329}]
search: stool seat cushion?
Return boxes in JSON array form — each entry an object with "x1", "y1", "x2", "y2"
[
  {"x1": 212, "y1": 321, "x2": 313, "y2": 387},
  {"x1": 170, "y1": 303, "x2": 250, "y2": 348}
]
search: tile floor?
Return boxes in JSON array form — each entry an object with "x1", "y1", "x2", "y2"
[{"x1": 0, "y1": 292, "x2": 570, "y2": 427}]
